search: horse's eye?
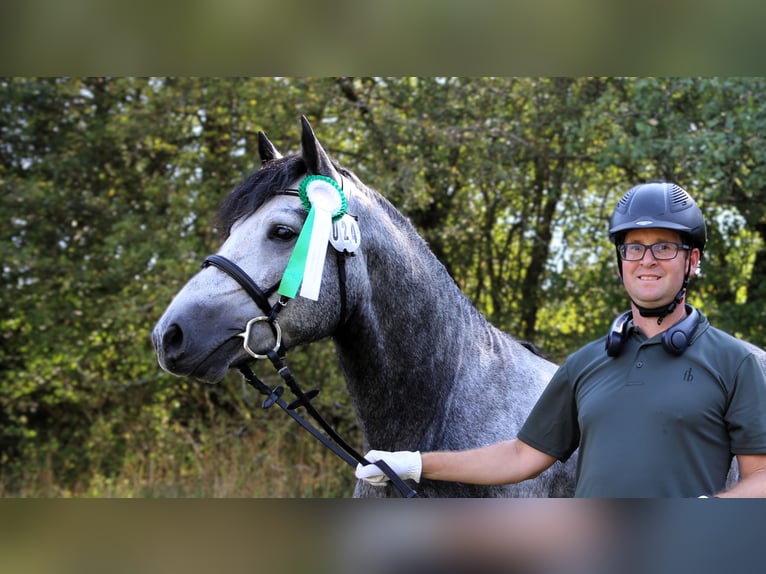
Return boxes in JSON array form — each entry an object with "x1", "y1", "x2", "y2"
[{"x1": 271, "y1": 225, "x2": 296, "y2": 241}]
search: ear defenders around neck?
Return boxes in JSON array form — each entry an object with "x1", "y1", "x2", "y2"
[
  {"x1": 606, "y1": 304, "x2": 699, "y2": 357},
  {"x1": 605, "y1": 310, "x2": 632, "y2": 357}
]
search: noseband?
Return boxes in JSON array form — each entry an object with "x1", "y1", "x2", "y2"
[
  {"x1": 202, "y1": 254, "x2": 287, "y2": 359},
  {"x1": 202, "y1": 254, "x2": 284, "y2": 319}
]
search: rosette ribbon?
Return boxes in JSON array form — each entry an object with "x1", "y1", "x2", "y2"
[{"x1": 278, "y1": 175, "x2": 347, "y2": 300}]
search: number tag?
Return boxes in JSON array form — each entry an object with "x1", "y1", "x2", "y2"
[{"x1": 330, "y1": 214, "x2": 361, "y2": 253}]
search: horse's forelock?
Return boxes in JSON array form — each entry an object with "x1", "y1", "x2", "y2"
[
  {"x1": 217, "y1": 155, "x2": 365, "y2": 238},
  {"x1": 217, "y1": 155, "x2": 308, "y2": 237}
]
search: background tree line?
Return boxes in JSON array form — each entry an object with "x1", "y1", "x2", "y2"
[{"x1": 2, "y1": 77, "x2": 765, "y2": 497}]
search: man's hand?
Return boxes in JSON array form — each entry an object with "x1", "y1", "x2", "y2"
[{"x1": 355, "y1": 450, "x2": 422, "y2": 486}]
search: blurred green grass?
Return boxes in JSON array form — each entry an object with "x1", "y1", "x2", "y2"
[{"x1": 0, "y1": 402, "x2": 359, "y2": 498}]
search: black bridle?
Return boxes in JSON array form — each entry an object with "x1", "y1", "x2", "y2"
[
  {"x1": 203, "y1": 254, "x2": 284, "y2": 319},
  {"x1": 200, "y1": 210, "x2": 417, "y2": 498}
]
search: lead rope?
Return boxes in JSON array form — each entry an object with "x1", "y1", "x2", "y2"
[{"x1": 238, "y1": 356, "x2": 417, "y2": 498}]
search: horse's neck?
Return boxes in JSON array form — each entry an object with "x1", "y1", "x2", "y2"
[{"x1": 333, "y1": 217, "x2": 500, "y2": 445}]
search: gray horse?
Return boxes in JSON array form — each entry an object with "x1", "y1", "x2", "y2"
[{"x1": 153, "y1": 117, "x2": 576, "y2": 497}]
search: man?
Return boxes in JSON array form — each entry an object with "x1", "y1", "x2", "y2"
[{"x1": 356, "y1": 183, "x2": 766, "y2": 497}]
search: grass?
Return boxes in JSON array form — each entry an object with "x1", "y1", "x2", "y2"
[{"x1": 0, "y1": 407, "x2": 361, "y2": 498}]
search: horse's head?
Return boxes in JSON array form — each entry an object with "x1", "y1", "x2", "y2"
[{"x1": 152, "y1": 117, "x2": 364, "y2": 382}]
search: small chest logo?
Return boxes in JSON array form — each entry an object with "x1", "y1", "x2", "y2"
[{"x1": 683, "y1": 368, "x2": 694, "y2": 382}]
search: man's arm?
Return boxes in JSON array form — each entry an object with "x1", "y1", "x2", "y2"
[
  {"x1": 714, "y1": 454, "x2": 766, "y2": 498},
  {"x1": 422, "y1": 439, "x2": 557, "y2": 485},
  {"x1": 356, "y1": 439, "x2": 557, "y2": 486}
]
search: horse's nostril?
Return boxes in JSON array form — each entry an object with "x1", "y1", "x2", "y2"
[{"x1": 162, "y1": 323, "x2": 184, "y2": 356}]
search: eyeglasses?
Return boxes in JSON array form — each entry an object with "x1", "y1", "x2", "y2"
[{"x1": 617, "y1": 242, "x2": 690, "y2": 261}]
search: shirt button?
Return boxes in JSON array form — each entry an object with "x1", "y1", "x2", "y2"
[{"x1": 636, "y1": 361, "x2": 644, "y2": 368}]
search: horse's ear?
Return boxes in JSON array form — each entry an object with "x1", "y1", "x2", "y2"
[
  {"x1": 300, "y1": 115, "x2": 341, "y2": 182},
  {"x1": 257, "y1": 131, "x2": 282, "y2": 163}
]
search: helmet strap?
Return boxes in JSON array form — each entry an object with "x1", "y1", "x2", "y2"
[{"x1": 632, "y1": 285, "x2": 686, "y2": 325}]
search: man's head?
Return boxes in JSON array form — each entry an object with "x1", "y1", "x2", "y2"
[
  {"x1": 609, "y1": 183, "x2": 706, "y2": 321},
  {"x1": 617, "y1": 227, "x2": 701, "y2": 317}
]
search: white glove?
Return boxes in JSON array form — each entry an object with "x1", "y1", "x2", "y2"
[{"x1": 355, "y1": 449, "x2": 422, "y2": 486}]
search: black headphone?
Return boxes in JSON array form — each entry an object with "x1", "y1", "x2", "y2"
[{"x1": 606, "y1": 304, "x2": 700, "y2": 357}]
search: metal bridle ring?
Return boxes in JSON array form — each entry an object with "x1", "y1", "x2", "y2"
[{"x1": 239, "y1": 316, "x2": 282, "y2": 360}]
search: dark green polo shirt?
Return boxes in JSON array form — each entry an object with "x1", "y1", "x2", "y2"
[{"x1": 518, "y1": 311, "x2": 766, "y2": 497}]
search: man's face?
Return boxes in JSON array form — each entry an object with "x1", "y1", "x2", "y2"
[{"x1": 619, "y1": 228, "x2": 700, "y2": 310}]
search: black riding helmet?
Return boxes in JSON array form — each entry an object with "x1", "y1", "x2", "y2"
[
  {"x1": 608, "y1": 182, "x2": 707, "y2": 322},
  {"x1": 609, "y1": 182, "x2": 707, "y2": 250}
]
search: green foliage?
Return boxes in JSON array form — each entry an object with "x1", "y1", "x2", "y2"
[{"x1": 2, "y1": 77, "x2": 765, "y2": 496}]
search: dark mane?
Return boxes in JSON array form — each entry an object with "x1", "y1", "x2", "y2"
[{"x1": 218, "y1": 156, "x2": 307, "y2": 237}]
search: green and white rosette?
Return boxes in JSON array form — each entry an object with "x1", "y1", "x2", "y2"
[{"x1": 278, "y1": 175, "x2": 347, "y2": 301}]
